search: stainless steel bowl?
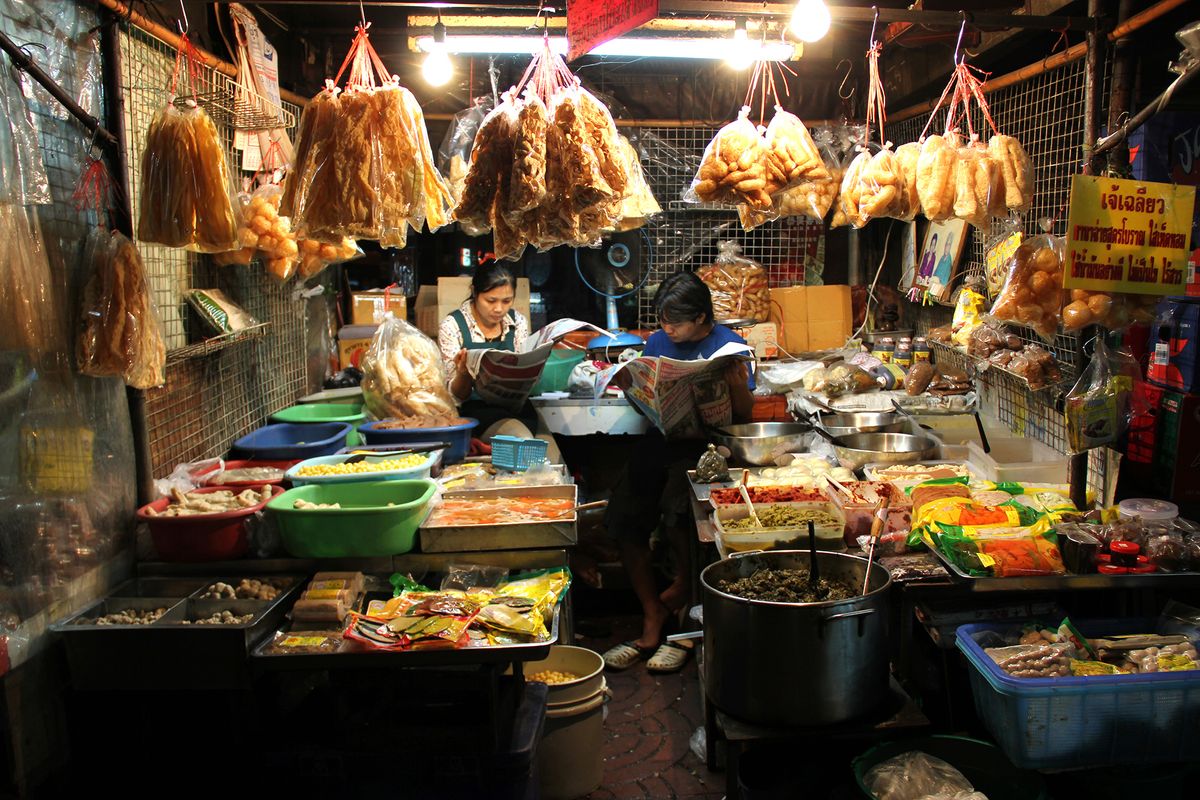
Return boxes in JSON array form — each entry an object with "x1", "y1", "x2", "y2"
[
  {"x1": 816, "y1": 411, "x2": 906, "y2": 438},
  {"x1": 712, "y1": 422, "x2": 810, "y2": 466},
  {"x1": 831, "y1": 432, "x2": 939, "y2": 471}
]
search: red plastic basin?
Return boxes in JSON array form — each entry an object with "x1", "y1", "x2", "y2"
[{"x1": 137, "y1": 485, "x2": 282, "y2": 562}]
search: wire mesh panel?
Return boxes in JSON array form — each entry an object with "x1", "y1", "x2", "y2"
[
  {"x1": 627, "y1": 125, "x2": 826, "y2": 328},
  {"x1": 119, "y1": 26, "x2": 307, "y2": 476}
]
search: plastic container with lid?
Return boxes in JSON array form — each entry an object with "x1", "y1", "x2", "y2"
[{"x1": 1117, "y1": 498, "x2": 1178, "y2": 523}]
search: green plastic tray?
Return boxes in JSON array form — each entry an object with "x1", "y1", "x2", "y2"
[
  {"x1": 271, "y1": 403, "x2": 366, "y2": 447},
  {"x1": 532, "y1": 350, "x2": 585, "y2": 395},
  {"x1": 267, "y1": 479, "x2": 436, "y2": 557}
]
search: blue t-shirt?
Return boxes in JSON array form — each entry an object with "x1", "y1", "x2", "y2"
[{"x1": 643, "y1": 325, "x2": 755, "y2": 389}]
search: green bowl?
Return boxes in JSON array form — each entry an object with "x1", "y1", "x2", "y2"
[
  {"x1": 267, "y1": 479, "x2": 436, "y2": 557},
  {"x1": 271, "y1": 402, "x2": 366, "y2": 447}
]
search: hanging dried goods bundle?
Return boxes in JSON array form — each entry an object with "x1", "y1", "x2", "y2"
[
  {"x1": 893, "y1": 142, "x2": 921, "y2": 222},
  {"x1": 739, "y1": 129, "x2": 843, "y2": 230},
  {"x1": 0, "y1": 204, "x2": 64, "y2": 356},
  {"x1": 609, "y1": 135, "x2": 661, "y2": 231},
  {"x1": 454, "y1": 102, "x2": 518, "y2": 236},
  {"x1": 689, "y1": 107, "x2": 771, "y2": 210},
  {"x1": 507, "y1": 94, "x2": 550, "y2": 216},
  {"x1": 988, "y1": 232, "x2": 1064, "y2": 340},
  {"x1": 916, "y1": 134, "x2": 958, "y2": 221},
  {"x1": 953, "y1": 139, "x2": 1000, "y2": 229},
  {"x1": 988, "y1": 134, "x2": 1033, "y2": 213},
  {"x1": 360, "y1": 315, "x2": 457, "y2": 419}
]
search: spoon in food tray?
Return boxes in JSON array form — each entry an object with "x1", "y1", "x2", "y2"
[{"x1": 738, "y1": 469, "x2": 763, "y2": 528}]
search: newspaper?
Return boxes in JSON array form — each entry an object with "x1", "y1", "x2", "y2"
[
  {"x1": 594, "y1": 341, "x2": 755, "y2": 438},
  {"x1": 465, "y1": 319, "x2": 612, "y2": 411}
]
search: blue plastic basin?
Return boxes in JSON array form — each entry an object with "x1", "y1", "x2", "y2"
[
  {"x1": 230, "y1": 422, "x2": 353, "y2": 461},
  {"x1": 358, "y1": 417, "x2": 478, "y2": 464}
]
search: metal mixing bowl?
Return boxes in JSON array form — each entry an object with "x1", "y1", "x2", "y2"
[
  {"x1": 831, "y1": 432, "x2": 939, "y2": 471},
  {"x1": 712, "y1": 422, "x2": 810, "y2": 466},
  {"x1": 815, "y1": 411, "x2": 906, "y2": 438}
]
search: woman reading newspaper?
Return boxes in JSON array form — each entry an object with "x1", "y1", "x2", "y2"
[{"x1": 602, "y1": 271, "x2": 754, "y2": 673}]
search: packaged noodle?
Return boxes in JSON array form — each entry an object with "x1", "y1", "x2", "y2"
[
  {"x1": 988, "y1": 134, "x2": 1033, "y2": 213},
  {"x1": 916, "y1": 133, "x2": 958, "y2": 221},
  {"x1": 988, "y1": 231, "x2": 1064, "y2": 340},
  {"x1": 688, "y1": 106, "x2": 771, "y2": 210},
  {"x1": 360, "y1": 313, "x2": 458, "y2": 419},
  {"x1": 137, "y1": 103, "x2": 238, "y2": 252},
  {"x1": 697, "y1": 241, "x2": 770, "y2": 322},
  {"x1": 78, "y1": 229, "x2": 166, "y2": 389}
]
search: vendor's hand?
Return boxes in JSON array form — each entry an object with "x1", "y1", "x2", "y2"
[
  {"x1": 724, "y1": 361, "x2": 749, "y2": 388},
  {"x1": 453, "y1": 348, "x2": 469, "y2": 373}
]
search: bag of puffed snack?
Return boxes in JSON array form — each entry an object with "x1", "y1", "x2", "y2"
[
  {"x1": 953, "y1": 137, "x2": 1002, "y2": 229},
  {"x1": 361, "y1": 314, "x2": 458, "y2": 419},
  {"x1": 988, "y1": 227, "x2": 1065, "y2": 341},
  {"x1": 506, "y1": 93, "x2": 550, "y2": 219},
  {"x1": 916, "y1": 133, "x2": 959, "y2": 221},
  {"x1": 687, "y1": 107, "x2": 771, "y2": 210},
  {"x1": 988, "y1": 133, "x2": 1033, "y2": 213},
  {"x1": 740, "y1": 126, "x2": 842, "y2": 230},
  {"x1": 762, "y1": 106, "x2": 827, "y2": 195},
  {"x1": 454, "y1": 97, "x2": 519, "y2": 236},
  {"x1": 893, "y1": 141, "x2": 921, "y2": 222},
  {"x1": 697, "y1": 241, "x2": 770, "y2": 323}
]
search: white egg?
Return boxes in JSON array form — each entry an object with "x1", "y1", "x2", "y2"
[
  {"x1": 761, "y1": 468, "x2": 777, "y2": 479},
  {"x1": 832, "y1": 468, "x2": 855, "y2": 481}
]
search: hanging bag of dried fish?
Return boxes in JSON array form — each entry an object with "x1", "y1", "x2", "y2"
[
  {"x1": 687, "y1": 107, "x2": 771, "y2": 210},
  {"x1": 740, "y1": 128, "x2": 843, "y2": 230},
  {"x1": 136, "y1": 33, "x2": 238, "y2": 253},
  {"x1": 453, "y1": 98, "x2": 519, "y2": 236},
  {"x1": 361, "y1": 313, "x2": 458, "y2": 419}
]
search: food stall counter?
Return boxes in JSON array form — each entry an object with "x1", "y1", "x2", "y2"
[{"x1": 531, "y1": 395, "x2": 651, "y2": 436}]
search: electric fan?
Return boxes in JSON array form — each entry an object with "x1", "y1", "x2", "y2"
[{"x1": 574, "y1": 228, "x2": 652, "y2": 350}]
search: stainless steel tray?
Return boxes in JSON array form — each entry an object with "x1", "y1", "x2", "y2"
[
  {"x1": 50, "y1": 575, "x2": 303, "y2": 690},
  {"x1": 927, "y1": 544, "x2": 1200, "y2": 592},
  {"x1": 251, "y1": 606, "x2": 561, "y2": 669},
  {"x1": 687, "y1": 470, "x2": 735, "y2": 501},
  {"x1": 419, "y1": 484, "x2": 577, "y2": 553}
]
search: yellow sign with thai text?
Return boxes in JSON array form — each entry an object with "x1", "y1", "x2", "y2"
[{"x1": 1065, "y1": 175, "x2": 1196, "y2": 295}]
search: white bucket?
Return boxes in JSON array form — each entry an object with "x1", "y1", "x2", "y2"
[{"x1": 538, "y1": 679, "x2": 608, "y2": 800}]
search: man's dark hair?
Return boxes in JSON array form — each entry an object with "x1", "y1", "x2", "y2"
[{"x1": 654, "y1": 271, "x2": 714, "y2": 325}]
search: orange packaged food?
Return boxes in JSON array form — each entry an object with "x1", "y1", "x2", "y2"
[{"x1": 424, "y1": 496, "x2": 575, "y2": 527}]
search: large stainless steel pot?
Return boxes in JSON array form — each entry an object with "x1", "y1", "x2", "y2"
[
  {"x1": 832, "y1": 431, "x2": 939, "y2": 471},
  {"x1": 701, "y1": 550, "x2": 891, "y2": 726},
  {"x1": 815, "y1": 411, "x2": 906, "y2": 438},
  {"x1": 711, "y1": 422, "x2": 809, "y2": 466}
]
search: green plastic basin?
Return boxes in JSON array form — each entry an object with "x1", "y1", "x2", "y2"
[
  {"x1": 532, "y1": 350, "x2": 585, "y2": 396},
  {"x1": 267, "y1": 479, "x2": 436, "y2": 557},
  {"x1": 271, "y1": 403, "x2": 366, "y2": 447}
]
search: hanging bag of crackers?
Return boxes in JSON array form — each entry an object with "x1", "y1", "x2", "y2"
[
  {"x1": 686, "y1": 106, "x2": 770, "y2": 210},
  {"x1": 988, "y1": 220, "x2": 1064, "y2": 341},
  {"x1": 698, "y1": 241, "x2": 770, "y2": 323}
]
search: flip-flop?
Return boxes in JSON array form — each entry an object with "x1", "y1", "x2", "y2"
[
  {"x1": 602, "y1": 640, "x2": 656, "y2": 670},
  {"x1": 646, "y1": 640, "x2": 692, "y2": 673}
]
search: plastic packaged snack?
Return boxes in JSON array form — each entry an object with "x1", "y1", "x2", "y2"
[
  {"x1": 951, "y1": 277, "x2": 987, "y2": 348},
  {"x1": 1065, "y1": 336, "x2": 1133, "y2": 453},
  {"x1": 916, "y1": 133, "x2": 958, "y2": 220},
  {"x1": 863, "y1": 751, "x2": 978, "y2": 800},
  {"x1": 185, "y1": 289, "x2": 259, "y2": 334},
  {"x1": 893, "y1": 141, "x2": 921, "y2": 222},
  {"x1": 740, "y1": 129, "x2": 843, "y2": 230},
  {"x1": 507, "y1": 93, "x2": 550, "y2": 217},
  {"x1": 940, "y1": 528, "x2": 1066, "y2": 577},
  {"x1": 985, "y1": 642, "x2": 1073, "y2": 677},
  {"x1": 297, "y1": 235, "x2": 362, "y2": 279},
  {"x1": 360, "y1": 313, "x2": 458, "y2": 419},
  {"x1": 437, "y1": 96, "x2": 493, "y2": 206},
  {"x1": 988, "y1": 133, "x2": 1033, "y2": 213},
  {"x1": 988, "y1": 230, "x2": 1065, "y2": 340},
  {"x1": 610, "y1": 135, "x2": 661, "y2": 231},
  {"x1": 762, "y1": 106, "x2": 826, "y2": 195},
  {"x1": 231, "y1": 184, "x2": 300, "y2": 280},
  {"x1": 688, "y1": 107, "x2": 771, "y2": 210},
  {"x1": 137, "y1": 103, "x2": 238, "y2": 252},
  {"x1": 953, "y1": 138, "x2": 999, "y2": 229},
  {"x1": 0, "y1": 203, "x2": 64, "y2": 357},
  {"x1": 453, "y1": 98, "x2": 518, "y2": 235},
  {"x1": 78, "y1": 229, "x2": 166, "y2": 389},
  {"x1": 830, "y1": 149, "x2": 871, "y2": 228},
  {"x1": 697, "y1": 241, "x2": 770, "y2": 322}
]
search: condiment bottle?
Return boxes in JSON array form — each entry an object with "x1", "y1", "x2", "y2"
[
  {"x1": 912, "y1": 336, "x2": 930, "y2": 363},
  {"x1": 873, "y1": 337, "x2": 895, "y2": 363},
  {"x1": 894, "y1": 341, "x2": 913, "y2": 370}
]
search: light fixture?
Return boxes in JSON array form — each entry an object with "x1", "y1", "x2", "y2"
[
  {"x1": 416, "y1": 34, "x2": 795, "y2": 62},
  {"x1": 422, "y1": 15, "x2": 453, "y2": 86},
  {"x1": 790, "y1": 0, "x2": 831, "y2": 44},
  {"x1": 726, "y1": 18, "x2": 754, "y2": 70}
]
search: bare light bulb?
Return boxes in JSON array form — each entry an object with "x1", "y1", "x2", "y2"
[
  {"x1": 423, "y1": 20, "x2": 453, "y2": 86},
  {"x1": 726, "y1": 22, "x2": 754, "y2": 70},
  {"x1": 790, "y1": 0, "x2": 831, "y2": 44}
]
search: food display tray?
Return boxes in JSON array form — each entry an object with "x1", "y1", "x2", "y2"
[
  {"x1": 50, "y1": 575, "x2": 303, "y2": 690},
  {"x1": 687, "y1": 466, "x2": 808, "y2": 501},
  {"x1": 251, "y1": 606, "x2": 561, "y2": 669},
  {"x1": 418, "y1": 484, "x2": 577, "y2": 553},
  {"x1": 927, "y1": 544, "x2": 1200, "y2": 591}
]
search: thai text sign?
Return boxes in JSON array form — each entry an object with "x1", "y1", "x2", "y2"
[{"x1": 1066, "y1": 174, "x2": 1196, "y2": 295}]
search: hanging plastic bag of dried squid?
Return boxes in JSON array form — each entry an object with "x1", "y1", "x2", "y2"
[
  {"x1": 137, "y1": 34, "x2": 238, "y2": 252},
  {"x1": 987, "y1": 223, "x2": 1065, "y2": 341},
  {"x1": 437, "y1": 96, "x2": 494, "y2": 207},
  {"x1": 740, "y1": 128, "x2": 843, "y2": 230},
  {"x1": 360, "y1": 313, "x2": 458, "y2": 420},
  {"x1": 686, "y1": 106, "x2": 771, "y2": 210}
]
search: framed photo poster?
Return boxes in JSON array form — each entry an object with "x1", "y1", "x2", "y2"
[{"x1": 916, "y1": 218, "x2": 969, "y2": 303}]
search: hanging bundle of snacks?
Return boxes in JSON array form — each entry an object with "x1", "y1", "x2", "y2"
[
  {"x1": 688, "y1": 107, "x2": 770, "y2": 209},
  {"x1": 609, "y1": 135, "x2": 661, "y2": 231},
  {"x1": 988, "y1": 221, "x2": 1064, "y2": 340},
  {"x1": 437, "y1": 97, "x2": 494, "y2": 206},
  {"x1": 739, "y1": 127, "x2": 843, "y2": 230},
  {"x1": 360, "y1": 314, "x2": 458, "y2": 419},
  {"x1": 281, "y1": 23, "x2": 451, "y2": 248},
  {"x1": 75, "y1": 157, "x2": 166, "y2": 388},
  {"x1": 698, "y1": 242, "x2": 770, "y2": 323},
  {"x1": 137, "y1": 33, "x2": 238, "y2": 252}
]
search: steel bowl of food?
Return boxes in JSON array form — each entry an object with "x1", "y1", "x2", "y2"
[
  {"x1": 711, "y1": 422, "x2": 811, "y2": 466},
  {"x1": 831, "y1": 432, "x2": 939, "y2": 471},
  {"x1": 815, "y1": 411, "x2": 906, "y2": 438}
]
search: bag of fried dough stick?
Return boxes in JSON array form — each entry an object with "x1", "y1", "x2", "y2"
[
  {"x1": 893, "y1": 141, "x2": 921, "y2": 223},
  {"x1": 361, "y1": 313, "x2": 458, "y2": 419},
  {"x1": 916, "y1": 133, "x2": 959, "y2": 221},
  {"x1": 453, "y1": 97, "x2": 519, "y2": 236},
  {"x1": 740, "y1": 128, "x2": 843, "y2": 230},
  {"x1": 762, "y1": 106, "x2": 827, "y2": 195},
  {"x1": 953, "y1": 137, "x2": 1002, "y2": 229},
  {"x1": 988, "y1": 133, "x2": 1033, "y2": 214},
  {"x1": 398, "y1": 86, "x2": 455, "y2": 234},
  {"x1": 831, "y1": 144, "x2": 907, "y2": 227},
  {"x1": 686, "y1": 106, "x2": 771, "y2": 210},
  {"x1": 137, "y1": 102, "x2": 238, "y2": 252}
]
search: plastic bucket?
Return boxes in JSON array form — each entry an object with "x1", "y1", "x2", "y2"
[
  {"x1": 522, "y1": 645, "x2": 605, "y2": 705},
  {"x1": 538, "y1": 679, "x2": 607, "y2": 800}
]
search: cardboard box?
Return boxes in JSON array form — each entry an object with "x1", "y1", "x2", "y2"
[
  {"x1": 768, "y1": 286, "x2": 809, "y2": 353},
  {"x1": 337, "y1": 324, "x2": 377, "y2": 370},
  {"x1": 1153, "y1": 390, "x2": 1200, "y2": 507},
  {"x1": 805, "y1": 285, "x2": 852, "y2": 350},
  {"x1": 351, "y1": 291, "x2": 407, "y2": 325},
  {"x1": 415, "y1": 277, "x2": 532, "y2": 339},
  {"x1": 733, "y1": 322, "x2": 779, "y2": 359}
]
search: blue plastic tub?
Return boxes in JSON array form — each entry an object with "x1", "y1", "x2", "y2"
[
  {"x1": 358, "y1": 418, "x2": 478, "y2": 464},
  {"x1": 230, "y1": 422, "x2": 352, "y2": 461},
  {"x1": 956, "y1": 618, "x2": 1200, "y2": 769}
]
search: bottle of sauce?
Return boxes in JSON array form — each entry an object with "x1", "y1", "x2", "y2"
[
  {"x1": 913, "y1": 336, "x2": 930, "y2": 363},
  {"x1": 872, "y1": 337, "x2": 895, "y2": 364},
  {"x1": 894, "y1": 341, "x2": 913, "y2": 371}
]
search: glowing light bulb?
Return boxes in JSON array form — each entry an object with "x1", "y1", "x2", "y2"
[
  {"x1": 790, "y1": 0, "x2": 831, "y2": 44},
  {"x1": 726, "y1": 20, "x2": 754, "y2": 70},
  {"x1": 423, "y1": 19, "x2": 453, "y2": 86}
]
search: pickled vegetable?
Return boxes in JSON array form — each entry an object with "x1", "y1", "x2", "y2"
[{"x1": 723, "y1": 507, "x2": 840, "y2": 530}]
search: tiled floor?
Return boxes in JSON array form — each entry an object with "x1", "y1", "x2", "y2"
[{"x1": 579, "y1": 616, "x2": 725, "y2": 800}]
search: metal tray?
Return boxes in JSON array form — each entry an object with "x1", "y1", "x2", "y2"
[
  {"x1": 251, "y1": 605, "x2": 561, "y2": 669},
  {"x1": 418, "y1": 484, "x2": 577, "y2": 553},
  {"x1": 687, "y1": 470, "x2": 736, "y2": 501},
  {"x1": 50, "y1": 575, "x2": 303, "y2": 690},
  {"x1": 927, "y1": 544, "x2": 1200, "y2": 592}
]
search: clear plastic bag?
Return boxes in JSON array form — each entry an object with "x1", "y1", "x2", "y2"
[
  {"x1": 77, "y1": 229, "x2": 166, "y2": 389},
  {"x1": 916, "y1": 133, "x2": 959, "y2": 221},
  {"x1": 297, "y1": 236, "x2": 361, "y2": 280},
  {"x1": 0, "y1": 203, "x2": 64, "y2": 357},
  {"x1": 553, "y1": 88, "x2": 617, "y2": 234},
  {"x1": 953, "y1": 138, "x2": 999, "y2": 229},
  {"x1": 507, "y1": 93, "x2": 550, "y2": 217},
  {"x1": 441, "y1": 564, "x2": 509, "y2": 591},
  {"x1": 360, "y1": 313, "x2": 458, "y2": 419},
  {"x1": 988, "y1": 229, "x2": 1064, "y2": 341},
  {"x1": 578, "y1": 87, "x2": 629, "y2": 203},
  {"x1": 859, "y1": 144, "x2": 910, "y2": 221},
  {"x1": 696, "y1": 241, "x2": 770, "y2": 322},
  {"x1": 988, "y1": 133, "x2": 1033, "y2": 213},
  {"x1": 893, "y1": 141, "x2": 922, "y2": 223},
  {"x1": 453, "y1": 98, "x2": 519, "y2": 236},
  {"x1": 862, "y1": 751, "x2": 979, "y2": 800},
  {"x1": 762, "y1": 106, "x2": 826, "y2": 195},
  {"x1": 137, "y1": 103, "x2": 239, "y2": 252},
  {"x1": 687, "y1": 106, "x2": 771, "y2": 210},
  {"x1": 0, "y1": 60, "x2": 50, "y2": 205},
  {"x1": 610, "y1": 134, "x2": 661, "y2": 231},
  {"x1": 232, "y1": 183, "x2": 300, "y2": 281},
  {"x1": 831, "y1": 149, "x2": 872, "y2": 228},
  {"x1": 437, "y1": 96, "x2": 493, "y2": 206},
  {"x1": 1065, "y1": 336, "x2": 1133, "y2": 453},
  {"x1": 741, "y1": 129, "x2": 842, "y2": 229}
]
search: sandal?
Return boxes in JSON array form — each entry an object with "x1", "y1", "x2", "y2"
[
  {"x1": 647, "y1": 640, "x2": 692, "y2": 673},
  {"x1": 602, "y1": 640, "x2": 656, "y2": 670}
]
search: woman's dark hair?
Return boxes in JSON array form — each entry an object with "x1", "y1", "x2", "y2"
[
  {"x1": 654, "y1": 271, "x2": 714, "y2": 325},
  {"x1": 472, "y1": 260, "x2": 517, "y2": 298}
]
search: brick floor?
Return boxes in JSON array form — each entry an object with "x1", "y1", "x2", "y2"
[{"x1": 579, "y1": 615, "x2": 725, "y2": 800}]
